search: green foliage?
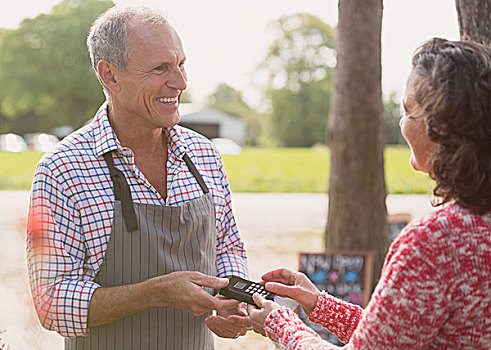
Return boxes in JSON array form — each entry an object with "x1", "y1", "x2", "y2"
[
  {"x1": 0, "y1": 0, "x2": 114, "y2": 133},
  {"x1": 1, "y1": 147, "x2": 433, "y2": 193},
  {"x1": 206, "y1": 83, "x2": 263, "y2": 145},
  {"x1": 260, "y1": 13, "x2": 336, "y2": 147},
  {"x1": 206, "y1": 83, "x2": 251, "y2": 118},
  {"x1": 384, "y1": 92, "x2": 406, "y2": 145},
  {"x1": 269, "y1": 77, "x2": 331, "y2": 147},
  {"x1": 263, "y1": 13, "x2": 336, "y2": 90}
]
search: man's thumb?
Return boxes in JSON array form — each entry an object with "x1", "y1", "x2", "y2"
[{"x1": 198, "y1": 275, "x2": 229, "y2": 289}]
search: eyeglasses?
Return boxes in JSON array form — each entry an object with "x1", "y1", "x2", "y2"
[
  {"x1": 401, "y1": 100, "x2": 425, "y2": 121},
  {"x1": 400, "y1": 112, "x2": 424, "y2": 121}
]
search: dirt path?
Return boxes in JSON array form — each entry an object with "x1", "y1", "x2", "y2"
[{"x1": 0, "y1": 191, "x2": 434, "y2": 349}]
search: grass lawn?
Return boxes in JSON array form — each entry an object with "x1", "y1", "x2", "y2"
[
  {"x1": 0, "y1": 151, "x2": 43, "y2": 190},
  {"x1": 0, "y1": 146, "x2": 433, "y2": 193},
  {"x1": 222, "y1": 146, "x2": 433, "y2": 194}
]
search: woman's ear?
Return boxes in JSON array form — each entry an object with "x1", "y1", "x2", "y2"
[{"x1": 97, "y1": 60, "x2": 121, "y2": 94}]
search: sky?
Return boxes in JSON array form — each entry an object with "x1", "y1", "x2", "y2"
[{"x1": 0, "y1": 0, "x2": 460, "y2": 107}]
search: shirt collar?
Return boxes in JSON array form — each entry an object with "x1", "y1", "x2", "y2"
[
  {"x1": 93, "y1": 102, "x2": 123, "y2": 157},
  {"x1": 92, "y1": 102, "x2": 188, "y2": 159},
  {"x1": 166, "y1": 126, "x2": 188, "y2": 160}
]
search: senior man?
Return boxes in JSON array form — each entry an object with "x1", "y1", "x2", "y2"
[{"x1": 26, "y1": 6, "x2": 250, "y2": 349}]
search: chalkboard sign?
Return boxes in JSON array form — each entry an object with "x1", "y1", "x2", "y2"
[
  {"x1": 388, "y1": 213, "x2": 411, "y2": 243},
  {"x1": 299, "y1": 251, "x2": 372, "y2": 307},
  {"x1": 298, "y1": 251, "x2": 373, "y2": 345}
]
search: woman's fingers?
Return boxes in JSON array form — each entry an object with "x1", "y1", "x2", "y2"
[
  {"x1": 265, "y1": 282, "x2": 298, "y2": 297},
  {"x1": 265, "y1": 282, "x2": 319, "y2": 315},
  {"x1": 248, "y1": 293, "x2": 277, "y2": 337},
  {"x1": 252, "y1": 292, "x2": 266, "y2": 307},
  {"x1": 261, "y1": 268, "x2": 296, "y2": 284}
]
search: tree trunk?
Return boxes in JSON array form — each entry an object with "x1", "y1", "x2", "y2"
[
  {"x1": 325, "y1": 0, "x2": 388, "y2": 289},
  {"x1": 455, "y1": 0, "x2": 491, "y2": 46}
]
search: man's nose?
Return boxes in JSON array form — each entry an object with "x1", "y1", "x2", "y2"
[{"x1": 168, "y1": 68, "x2": 187, "y2": 91}]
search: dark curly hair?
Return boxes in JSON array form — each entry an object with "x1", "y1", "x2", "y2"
[{"x1": 410, "y1": 38, "x2": 491, "y2": 214}]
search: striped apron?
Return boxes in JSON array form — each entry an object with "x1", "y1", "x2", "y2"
[{"x1": 66, "y1": 151, "x2": 216, "y2": 350}]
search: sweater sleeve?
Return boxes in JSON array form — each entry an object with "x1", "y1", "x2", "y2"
[
  {"x1": 262, "y1": 293, "x2": 363, "y2": 349},
  {"x1": 308, "y1": 292, "x2": 364, "y2": 343},
  {"x1": 264, "y1": 307, "x2": 345, "y2": 350}
]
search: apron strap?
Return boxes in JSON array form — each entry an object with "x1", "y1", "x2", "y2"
[
  {"x1": 102, "y1": 150, "x2": 208, "y2": 233},
  {"x1": 183, "y1": 153, "x2": 209, "y2": 194},
  {"x1": 102, "y1": 152, "x2": 139, "y2": 233}
]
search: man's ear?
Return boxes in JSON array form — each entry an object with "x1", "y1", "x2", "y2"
[{"x1": 97, "y1": 60, "x2": 121, "y2": 94}]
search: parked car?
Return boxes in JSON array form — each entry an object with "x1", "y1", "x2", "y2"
[
  {"x1": 27, "y1": 133, "x2": 59, "y2": 153},
  {"x1": 0, "y1": 133, "x2": 28, "y2": 152},
  {"x1": 49, "y1": 125, "x2": 74, "y2": 139},
  {"x1": 211, "y1": 138, "x2": 242, "y2": 155}
]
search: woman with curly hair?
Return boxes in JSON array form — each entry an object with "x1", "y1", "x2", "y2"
[{"x1": 248, "y1": 38, "x2": 491, "y2": 349}]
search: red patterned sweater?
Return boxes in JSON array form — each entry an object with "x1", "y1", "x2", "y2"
[{"x1": 264, "y1": 204, "x2": 491, "y2": 349}]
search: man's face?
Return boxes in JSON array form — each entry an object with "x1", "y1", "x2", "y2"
[{"x1": 113, "y1": 21, "x2": 187, "y2": 129}]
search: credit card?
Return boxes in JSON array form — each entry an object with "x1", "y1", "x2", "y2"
[{"x1": 273, "y1": 296, "x2": 300, "y2": 311}]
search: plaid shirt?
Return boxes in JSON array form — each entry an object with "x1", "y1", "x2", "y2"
[{"x1": 26, "y1": 102, "x2": 248, "y2": 337}]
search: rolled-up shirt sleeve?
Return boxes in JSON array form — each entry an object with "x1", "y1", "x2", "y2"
[
  {"x1": 26, "y1": 160, "x2": 99, "y2": 337},
  {"x1": 213, "y1": 156, "x2": 248, "y2": 279}
]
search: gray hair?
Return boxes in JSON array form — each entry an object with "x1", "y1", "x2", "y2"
[{"x1": 87, "y1": 6, "x2": 168, "y2": 97}]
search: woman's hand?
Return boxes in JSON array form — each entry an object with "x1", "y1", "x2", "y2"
[
  {"x1": 247, "y1": 293, "x2": 280, "y2": 336},
  {"x1": 261, "y1": 268, "x2": 321, "y2": 315}
]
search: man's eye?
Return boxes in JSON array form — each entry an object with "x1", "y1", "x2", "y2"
[{"x1": 154, "y1": 65, "x2": 168, "y2": 72}]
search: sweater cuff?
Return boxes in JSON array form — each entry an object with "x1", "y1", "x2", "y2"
[
  {"x1": 308, "y1": 291, "x2": 364, "y2": 343},
  {"x1": 264, "y1": 307, "x2": 320, "y2": 345}
]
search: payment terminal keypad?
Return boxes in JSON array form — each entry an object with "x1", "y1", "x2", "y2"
[{"x1": 219, "y1": 276, "x2": 276, "y2": 305}]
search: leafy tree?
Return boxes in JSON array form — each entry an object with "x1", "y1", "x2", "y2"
[
  {"x1": 261, "y1": 13, "x2": 336, "y2": 147},
  {"x1": 325, "y1": 0, "x2": 387, "y2": 288},
  {"x1": 206, "y1": 83, "x2": 263, "y2": 145},
  {"x1": 207, "y1": 83, "x2": 250, "y2": 117},
  {"x1": 0, "y1": 0, "x2": 114, "y2": 133},
  {"x1": 269, "y1": 77, "x2": 331, "y2": 147}
]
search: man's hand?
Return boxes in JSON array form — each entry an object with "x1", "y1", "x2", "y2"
[
  {"x1": 88, "y1": 271, "x2": 239, "y2": 328},
  {"x1": 205, "y1": 296, "x2": 252, "y2": 338},
  {"x1": 148, "y1": 271, "x2": 240, "y2": 316},
  {"x1": 261, "y1": 268, "x2": 320, "y2": 315}
]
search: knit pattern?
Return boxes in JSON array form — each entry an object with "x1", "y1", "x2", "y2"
[
  {"x1": 264, "y1": 204, "x2": 491, "y2": 349},
  {"x1": 309, "y1": 292, "x2": 363, "y2": 344}
]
